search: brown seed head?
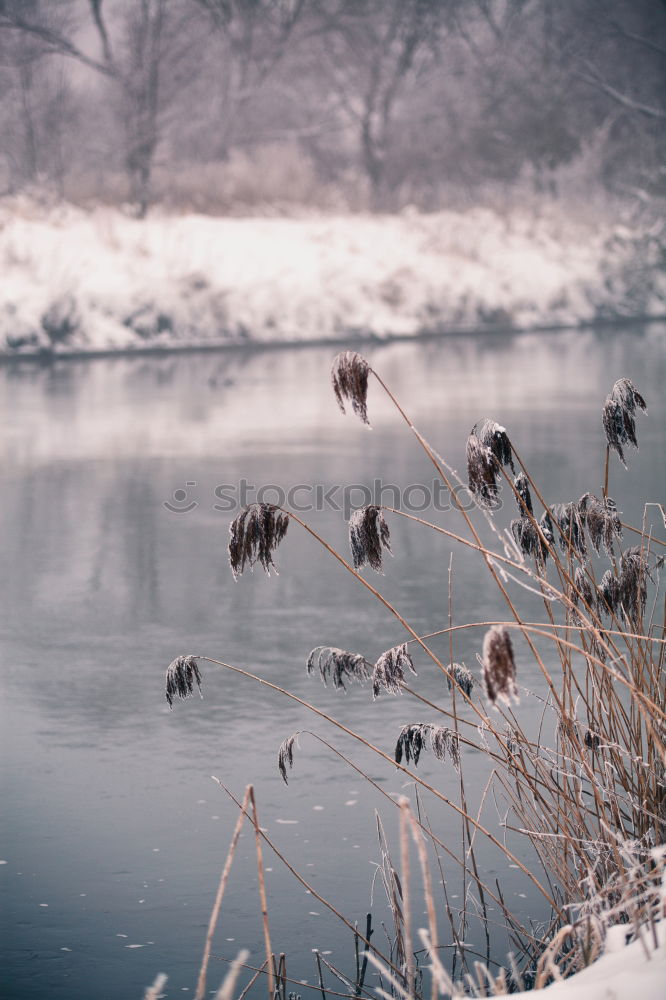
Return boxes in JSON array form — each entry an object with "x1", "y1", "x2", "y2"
[
  {"x1": 476, "y1": 418, "x2": 515, "y2": 473},
  {"x1": 552, "y1": 501, "x2": 587, "y2": 563},
  {"x1": 165, "y1": 655, "x2": 202, "y2": 708},
  {"x1": 446, "y1": 662, "x2": 474, "y2": 698},
  {"x1": 619, "y1": 545, "x2": 650, "y2": 625},
  {"x1": 511, "y1": 517, "x2": 543, "y2": 561},
  {"x1": 372, "y1": 643, "x2": 416, "y2": 698},
  {"x1": 597, "y1": 569, "x2": 621, "y2": 617},
  {"x1": 306, "y1": 646, "x2": 372, "y2": 690},
  {"x1": 394, "y1": 723, "x2": 460, "y2": 772},
  {"x1": 578, "y1": 493, "x2": 622, "y2": 557},
  {"x1": 539, "y1": 511, "x2": 555, "y2": 547},
  {"x1": 514, "y1": 473, "x2": 533, "y2": 516},
  {"x1": 612, "y1": 377, "x2": 647, "y2": 415},
  {"x1": 466, "y1": 432, "x2": 499, "y2": 508},
  {"x1": 349, "y1": 505, "x2": 391, "y2": 572},
  {"x1": 331, "y1": 351, "x2": 371, "y2": 425},
  {"x1": 603, "y1": 378, "x2": 647, "y2": 467},
  {"x1": 481, "y1": 626, "x2": 519, "y2": 707},
  {"x1": 572, "y1": 566, "x2": 595, "y2": 611},
  {"x1": 278, "y1": 732, "x2": 299, "y2": 784},
  {"x1": 584, "y1": 729, "x2": 601, "y2": 751},
  {"x1": 228, "y1": 503, "x2": 289, "y2": 578}
]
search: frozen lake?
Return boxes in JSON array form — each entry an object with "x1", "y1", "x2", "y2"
[{"x1": 1, "y1": 324, "x2": 664, "y2": 999}]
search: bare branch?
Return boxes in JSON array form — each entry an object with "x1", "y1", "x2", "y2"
[
  {"x1": 89, "y1": 0, "x2": 114, "y2": 67},
  {"x1": 608, "y1": 22, "x2": 666, "y2": 59},
  {"x1": 578, "y1": 63, "x2": 666, "y2": 121},
  {"x1": 0, "y1": 13, "x2": 116, "y2": 78}
]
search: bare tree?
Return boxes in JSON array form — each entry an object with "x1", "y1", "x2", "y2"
[
  {"x1": 191, "y1": 0, "x2": 309, "y2": 160},
  {"x1": 0, "y1": 0, "x2": 193, "y2": 215},
  {"x1": 0, "y1": 0, "x2": 81, "y2": 192},
  {"x1": 311, "y1": 0, "x2": 455, "y2": 209}
]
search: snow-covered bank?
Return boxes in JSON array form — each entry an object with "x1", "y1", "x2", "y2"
[
  {"x1": 1, "y1": 199, "x2": 664, "y2": 356},
  {"x1": 504, "y1": 922, "x2": 665, "y2": 999}
]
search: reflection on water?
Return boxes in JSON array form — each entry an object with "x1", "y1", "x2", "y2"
[{"x1": 1, "y1": 325, "x2": 664, "y2": 999}]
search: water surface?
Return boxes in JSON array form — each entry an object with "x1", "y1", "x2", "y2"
[{"x1": 1, "y1": 325, "x2": 664, "y2": 999}]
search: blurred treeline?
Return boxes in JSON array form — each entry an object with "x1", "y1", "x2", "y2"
[{"x1": 0, "y1": 0, "x2": 664, "y2": 216}]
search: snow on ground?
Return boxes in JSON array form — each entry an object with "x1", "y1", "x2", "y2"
[
  {"x1": 500, "y1": 920, "x2": 665, "y2": 999},
  {"x1": 0, "y1": 198, "x2": 663, "y2": 356}
]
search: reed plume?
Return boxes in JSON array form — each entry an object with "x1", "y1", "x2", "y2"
[
  {"x1": 395, "y1": 723, "x2": 460, "y2": 771},
  {"x1": 511, "y1": 473, "x2": 546, "y2": 559},
  {"x1": 619, "y1": 545, "x2": 650, "y2": 624},
  {"x1": 578, "y1": 493, "x2": 622, "y2": 557},
  {"x1": 306, "y1": 646, "x2": 372, "y2": 690},
  {"x1": 349, "y1": 505, "x2": 391, "y2": 571},
  {"x1": 372, "y1": 643, "x2": 416, "y2": 698},
  {"x1": 165, "y1": 655, "x2": 202, "y2": 707},
  {"x1": 514, "y1": 473, "x2": 533, "y2": 516},
  {"x1": 597, "y1": 569, "x2": 621, "y2": 617},
  {"x1": 228, "y1": 503, "x2": 289, "y2": 578},
  {"x1": 481, "y1": 626, "x2": 519, "y2": 707},
  {"x1": 511, "y1": 517, "x2": 543, "y2": 561},
  {"x1": 584, "y1": 730, "x2": 601, "y2": 751},
  {"x1": 476, "y1": 418, "x2": 516, "y2": 474},
  {"x1": 466, "y1": 433, "x2": 499, "y2": 508},
  {"x1": 331, "y1": 351, "x2": 371, "y2": 425},
  {"x1": 447, "y1": 662, "x2": 475, "y2": 697},
  {"x1": 612, "y1": 377, "x2": 647, "y2": 416},
  {"x1": 571, "y1": 566, "x2": 595, "y2": 610},
  {"x1": 552, "y1": 501, "x2": 587, "y2": 562},
  {"x1": 539, "y1": 511, "x2": 555, "y2": 547},
  {"x1": 277, "y1": 732, "x2": 299, "y2": 784},
  {"x1": 602, "y1": 378, "x2": 647, "y2": 467}
]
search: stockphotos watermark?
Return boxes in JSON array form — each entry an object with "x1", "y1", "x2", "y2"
[{"x1": 163, "y1": 479, "x2": 502, "y2": 518}]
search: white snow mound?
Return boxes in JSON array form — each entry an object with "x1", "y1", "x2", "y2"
[{"x1": 0, "y1": 200, "x2": 663, "y2": 355}]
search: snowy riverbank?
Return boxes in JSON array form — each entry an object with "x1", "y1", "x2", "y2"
[
  {"x1": 1, "y1": 198, "x2": 664, "y2": 356},
  {"x1": 505, "y1": 921, "x2": 665, "y2": 1000}
]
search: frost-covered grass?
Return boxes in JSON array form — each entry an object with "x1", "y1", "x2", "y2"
[
  {"x1": 160, "y1": 348, "x2": 664, "y2": 996},
  {"x1": 1, "y1": 197, "x2": 664, "y2": 356},
  {"x1": 146, "y1": 922, "x2": 666, "y2": 1000}
]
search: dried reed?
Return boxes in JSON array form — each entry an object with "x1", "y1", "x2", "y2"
[
  {"x1": 349, "y1": 505, "x2": 392, "y2": 572},
  {"x1": 164, "y1": 357, "x2": 663, "y2": 995},
  {"x1": 480, "y1": 626, "x2": 519, "y2": 708},
  {"x1": 372, "y1": 643, "x2": 416, "y2": 698},
  {"x1": 307, "y1": 646, "x2": 373, "y2": 689},
  {"x1": 228, "y1": 503, "x2": 289, "y2": 577},
  {"x1": 165, "y1": 654, "x2": 202, "y2": 707},
  {"x1": 331, "y1": 351, "x2": 371, "y2": 425}
]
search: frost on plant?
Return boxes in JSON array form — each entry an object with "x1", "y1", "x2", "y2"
[
  {"x1": 395, "y1": 723, "x2": 460, "y2": 771},
  {"x1": 349, "y1": 505, "x2": 391, "y2": 572},
  {"x1": 602, "y1": 377, "x2": 647, "y2": 467},
  {"x1": 619, "y1": 545, "x2": 650, "y2": 625},
  {"x1": 514, "y1": 472, "x2": 533, "y2": 515},
  {"x1": 306, "y1": 646, "x2": 372, "y2": 690},
  {"x1": 228, "y1": 503, "x2": 289, "y2": 578},
  {"x1": 466, "y1": 433, "x2": 499, "y2": 508},
  {"x1": 331, "y1": 350, "x2": 371, "y2": 425},
  {"x1": 552, "y1": 501, "x2": 588, "y2": 563},
  {"x1": 476, "y1": 418, "x2": 515, "y2": 473},
  {"x1": 578, "y1": 493, "x2": 622, "y2": 557},
  {"x1": 447, "y1": 662, "x2": 474, "y2": 697},
  {"x1": 571, "y1": 566, "x2": 595, "y2": 612},
  {"x1": 165, "y1": 655, "x2": 203, "y2": 707},
  {"x1": 278, "y1": 732, "x2": 299, "y2": 784},
  {"x1": 481, "y1": 626, "x2": 519, "y2": 707},
  {"x1": 372, "y1": 643, "x2": 416, "y2": 698},
  {"x1": 597, "y1": 569, "x2": 621, "y2": 617}
]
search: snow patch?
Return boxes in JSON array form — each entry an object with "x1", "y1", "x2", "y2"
[{"x1": 1, "y1": 201, "x2": 663, "y2": 357}]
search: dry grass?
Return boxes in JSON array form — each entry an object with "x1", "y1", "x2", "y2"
[{"x1": 164, "y1": 351, "x2": 664, "y2": 996}]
